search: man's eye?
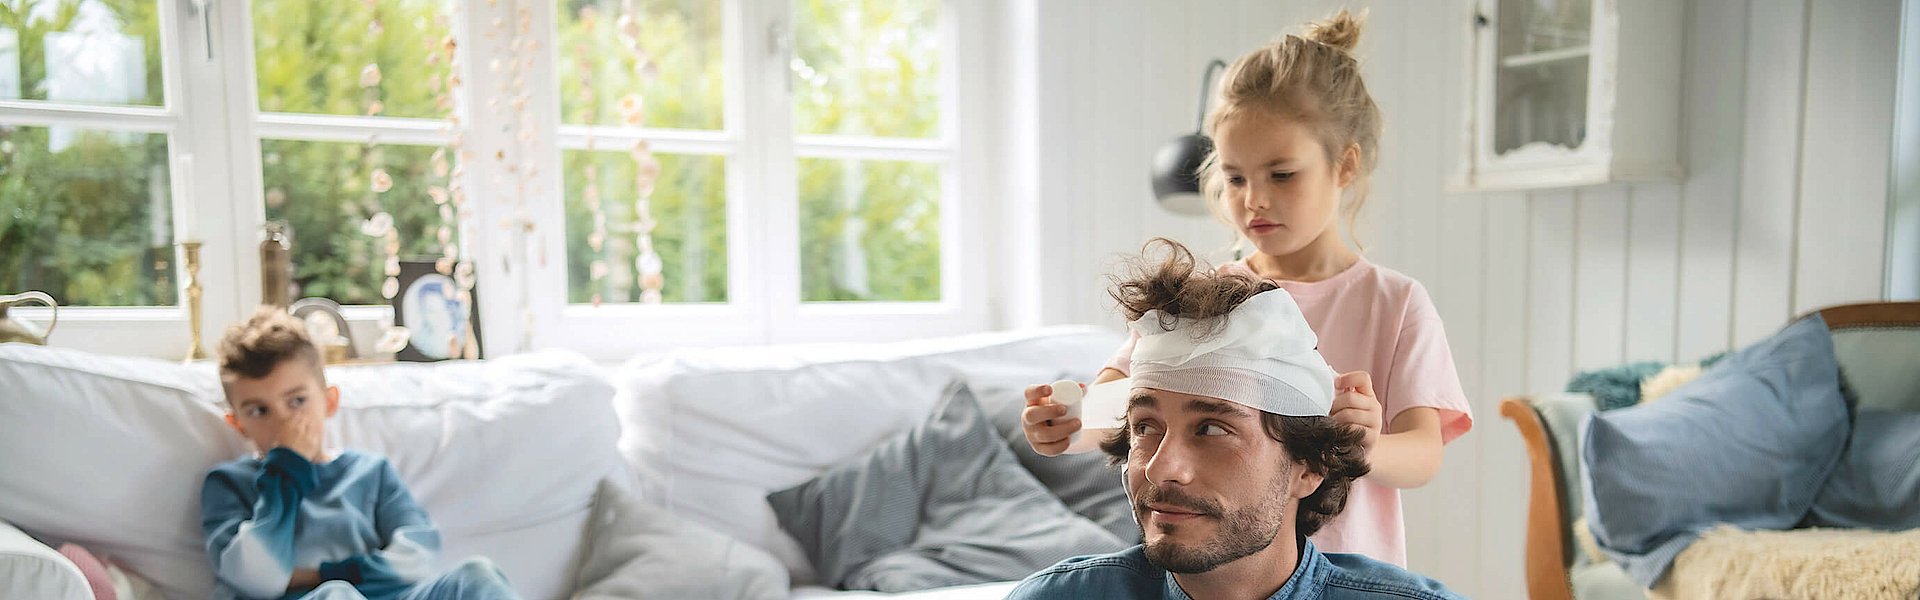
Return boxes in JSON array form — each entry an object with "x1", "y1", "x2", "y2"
[
  {"x1": 290, "y1": 396, "x2": 305, "y2": 407},
  {"x1": 1133, "y1": 423, "x2": 1162, "y2": 436},
  {"x1": 248, "y1": 407, "x2": 266, "y2": 418},
  {"x1": 1198, "y1": 424, "x2": 1229, "y2": 436},
  {"x1": 1226, "y1": 176, "x2": 1247, "y2": 186},
  {"x1": 1271, "y1": 171, "x2": 1295, "y2": 182}
]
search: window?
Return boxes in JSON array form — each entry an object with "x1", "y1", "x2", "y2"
[
  {"x1": 2, "y1": 0, "x2": 173, "y2": 307},
  {"x1": 252, "y1": 0, "x2": 459, "y2": 307},
  {"x1": 2, "y1": 0, "x2": 986, "y2": 359}
]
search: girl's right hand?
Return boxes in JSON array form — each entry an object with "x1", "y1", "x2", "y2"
[{"x1": 1022, "y1": 383, "x2": 1083, "y2": 456}]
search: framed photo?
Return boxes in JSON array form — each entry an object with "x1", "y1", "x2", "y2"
[{"x1": 391, "y1": 260, "x2": 482, "y2": 361}]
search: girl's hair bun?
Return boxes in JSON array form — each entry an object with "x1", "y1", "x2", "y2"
[{"x1": 1304, "y1": 8, "x2": 1366, "y2": 54}]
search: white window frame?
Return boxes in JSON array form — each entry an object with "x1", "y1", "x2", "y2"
[
  {"x1": 528, "y1": 0, "x2": 992, "y2": 358},
  {"x1": 0, "y1": 0, "x2": 249, "y2": 359},
  {"x1": 6, "y1": 0, "x2": 992, "y2": 361}
]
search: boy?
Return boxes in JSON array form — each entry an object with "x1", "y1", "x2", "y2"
[{"x1": 201, "y1": 307, "x2": 520, "y2": 600}]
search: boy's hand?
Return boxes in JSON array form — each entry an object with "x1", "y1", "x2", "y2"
[
  {"x1": 286, "y1": 569, "x2": 321, "y2": 592},
  {"x1": 1330, "y1": 371, "x2": 1382, "y2": 457},
  {"x1": 1022, "y1": 383, "x2": 1083, "y2": 457},
  {"x1": 272, "y1": 415, "x2": 326, "y2": 463}
]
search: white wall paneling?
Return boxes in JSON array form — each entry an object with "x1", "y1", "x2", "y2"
[{"x1": 1018, "y1": 1, "x2": 1902, "y2": 597}]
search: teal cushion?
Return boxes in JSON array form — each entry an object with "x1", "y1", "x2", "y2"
[{"x1": 1530, "y1": 394, "x2": 1600, "y2": 544}]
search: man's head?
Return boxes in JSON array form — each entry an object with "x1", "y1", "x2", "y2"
[
  {"x1": 1099, "y1": 239, "x2": 1370, "y2": 574},
  {"x1": 217, "y1": 306, "x2": 339, "y2": 452}
]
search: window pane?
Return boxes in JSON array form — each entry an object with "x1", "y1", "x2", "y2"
[
  {"x1": 798, "y1": 158, "x2": 938, "y2": 302},
  {"x1": 555, "y1": 0, "x2": 723, "y2": 130},
  {"x1": 793, "y1": 0, "x2": 939, "y2": 138},
  {"x1": 0, "y1": 125, "x2": 175, "y2": 306},
  {"x1": 564, "y1": 149, "x2": 726, "y2": 304},
  {"x1": 262, "y1": 139, "x2": 450, "y2": 306},
  {"x1": 0, "y1": 0, "x2": 163, "y2": 106},
  {"x1": 252, "y1": 0, "x2": 452, "y2": 119}
]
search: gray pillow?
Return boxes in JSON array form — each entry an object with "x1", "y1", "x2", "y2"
[
  {"x1": 1808, "y1": 409, "x2": 1920, "y2": 530},
  {"x1": 767, "y1": 381, "x2": 1127, "y2": 592},
  {"x1": 1582, "y1": 314, "x2": 1849, "y2": 588},
  {"x1": 572, "y1": 477, "x2": 789, "y2": 600},
  {"x1": 972, "y1": 377, "x2": 1139, "y2": 544}
]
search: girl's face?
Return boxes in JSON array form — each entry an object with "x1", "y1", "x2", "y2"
[{"x1": 1214, "y1": 110, "x2": 1354, "y2": 258}]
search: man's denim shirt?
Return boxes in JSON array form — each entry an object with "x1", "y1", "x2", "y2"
[{"x1": 1004, "y1": 538, "x2": 1467, "y2": 600}]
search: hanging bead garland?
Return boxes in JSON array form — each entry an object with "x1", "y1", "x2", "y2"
[
  {"x1": 576, "y1": 5, "x2": 610, "y2": 306},
  {"x1": 615, "y1": 0, "x2": 664, "y2": 305}
]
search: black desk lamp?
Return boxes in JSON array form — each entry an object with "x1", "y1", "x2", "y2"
[{"x1": 1152, "y1": 59, "x2": 1229, "y2": 216}]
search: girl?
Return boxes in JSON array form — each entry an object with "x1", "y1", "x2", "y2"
[{"x1": 1021, "y1": 9, "x2": 1473, "y2": 567}]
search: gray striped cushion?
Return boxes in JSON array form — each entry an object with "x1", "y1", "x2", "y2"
[{"x1": 767, "y1": 381, "x2": 1127, "y2": 592}]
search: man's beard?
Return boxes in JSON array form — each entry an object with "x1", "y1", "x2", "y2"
[{"x1": 1134, "y1": 468, "x2": 1291, "y2": 574}]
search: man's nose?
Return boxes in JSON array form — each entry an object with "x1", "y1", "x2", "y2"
[{"x1": 1142, "y1": 435, "x2": 1197, "y2": 486}]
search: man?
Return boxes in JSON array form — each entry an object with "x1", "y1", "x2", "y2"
[{"x1": 1006, "y1": 242, "x2": 1465, "y2": 600}]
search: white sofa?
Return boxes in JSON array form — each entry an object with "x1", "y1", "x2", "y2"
[{"x1": 0, "y1": 325, "x2": 1124, "y2": 600}]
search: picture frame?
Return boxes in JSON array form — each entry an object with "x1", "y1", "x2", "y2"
[{"x1": 391, "y1": 260, "x2": 482, "y2": 361}]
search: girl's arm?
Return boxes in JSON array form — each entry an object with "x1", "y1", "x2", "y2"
[{"x1": 1367, "y1": 407, "x2": 1443, "y2": 489}]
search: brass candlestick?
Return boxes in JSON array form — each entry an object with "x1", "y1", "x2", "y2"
[{"x1": 180, "y1": 241, "x2": 209, "y2": 363}]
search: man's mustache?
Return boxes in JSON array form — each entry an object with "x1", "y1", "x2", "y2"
[{"x1": 1134, "y1": 484, "x2": 1222, "y2": 517}]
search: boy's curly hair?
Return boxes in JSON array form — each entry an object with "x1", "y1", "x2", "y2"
[
  {"x1": 1100, "y1": 238, "x2": 1370, "y2": 537},
  {"x1": 218, "y1": 306, "x2": 325, "y2": 389}
]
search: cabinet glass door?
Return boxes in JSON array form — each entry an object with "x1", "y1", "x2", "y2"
[{"x1": 1493, "y1": 0, "x2": 1590, "y2": 155}]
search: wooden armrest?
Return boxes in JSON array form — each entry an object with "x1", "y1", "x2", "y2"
[
  {"x1": 1500, "y1": 396, "x2": 1576, "y2": 600},
  {"x1": 1811, "y1": 301, "x2": 1920, "y2": 330}
]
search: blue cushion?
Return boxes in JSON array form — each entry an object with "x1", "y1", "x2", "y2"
[
  {"x1": 1581, "y1": 314, "x2": 1848, "y2": 588},
  {"x1": 1808, "y1": 409, "x2": 1920, "y2": 530}
]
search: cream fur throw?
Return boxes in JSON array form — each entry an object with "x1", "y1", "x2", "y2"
[
  {"x1": 1639, "y1": 364, "x2": 1703, "y2": 404},
  {"x1": 1644, "y1": 525, "x2": 1920, "y2": 600}
]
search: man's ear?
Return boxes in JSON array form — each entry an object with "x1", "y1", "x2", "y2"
[
  {"x1": 324, "y1": 385, "x2": 340, "y2": 418},
  {"x1": 1289, "y1": 460, "x2": 1325, "y2": 501}
]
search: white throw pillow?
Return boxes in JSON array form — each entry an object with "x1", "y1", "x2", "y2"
[
  {"x1": 0, "y1": 519, "x2": 91, "y2": 600},
  {"x1": 0, "y1": 345, "x2": 620, "y2": 600},
  {"x1": 611, "y1": 327, "x2": 1124, "y2": 582}
]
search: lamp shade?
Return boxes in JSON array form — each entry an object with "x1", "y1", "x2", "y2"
[{"x1": 1151, "y1": 133, "x2": 1212, "y2": 216}]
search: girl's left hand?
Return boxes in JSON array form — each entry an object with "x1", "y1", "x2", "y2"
[{"x1": 1331, "y1": 371, "x2": 1382, "y2": 457}]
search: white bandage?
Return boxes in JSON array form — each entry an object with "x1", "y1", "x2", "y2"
[{"x1": 1126, "y1": 289, "x2": 1335, "y2": 417}]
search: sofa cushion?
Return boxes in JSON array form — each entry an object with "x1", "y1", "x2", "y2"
[
  {"x1": 1808, "y1": 410, "x2": 1920, "y2": 530},
  {"x1": 612, "y1": 326, "x2": 1125, "y2": 582},
  {"x1": 766, "y1": 383, "x2": 1125, "y2": 591},
  {"x1": 1581, "y1": 315, "x2": 1849, "y2": 587},
  {"x1": 1829, "y1": 327, "x2": 1920, "y2": 412},
  {"x1": 0, "y1": 519, "x2": 91, "y2": 600},
  {"x1": 571, "y1": 477, "x2": 788, "y2": 600},
  {"x1": 973, "y1": 377, "x2": 1136, "y2": 544},
  {"x1": 0, "y1": 345, "x2": 620, "y2": 600}
]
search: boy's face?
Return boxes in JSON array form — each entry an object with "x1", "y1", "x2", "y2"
[{"x1": 223, "y1": 359, "x2": 339, "y2": 453}]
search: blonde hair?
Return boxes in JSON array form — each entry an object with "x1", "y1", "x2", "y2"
[{"x1": 1200, "y1": 9, "x2": 1382, "y2": 248}]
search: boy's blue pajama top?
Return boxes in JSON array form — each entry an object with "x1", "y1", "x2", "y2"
[{"x1": 200, "y1": 448, "x2": 518, "y2": 600}]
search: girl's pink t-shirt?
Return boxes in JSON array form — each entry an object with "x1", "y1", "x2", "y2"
[{"x1": 1101, "y1": 257, "x2": 1474, "y2": 567}]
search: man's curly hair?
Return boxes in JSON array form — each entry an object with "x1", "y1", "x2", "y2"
[{"x1": 1099, "y1": 238, "x2": 1371, "y2": 537}]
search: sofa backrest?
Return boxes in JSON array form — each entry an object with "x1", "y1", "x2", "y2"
[
  {"x1": 0, "y1": 345, "x2": 620, "y2": 600},
  {"x1": 608, "y1": 326, "x2": 1126, "y2": 583},
  {"x1": 1820, "y1": 302, "x2": 1920, "y2": 413}
]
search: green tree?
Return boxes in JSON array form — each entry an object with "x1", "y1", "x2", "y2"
[
  {"x1": 255, "y1": 0, "x2": 455, "y2": 306},
  {"x1": 0, "y1": 0, "x2": 171, "y2": 307},
  {"x1": 4, "y1": 0, "x2": 947, "y2": 310}
]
